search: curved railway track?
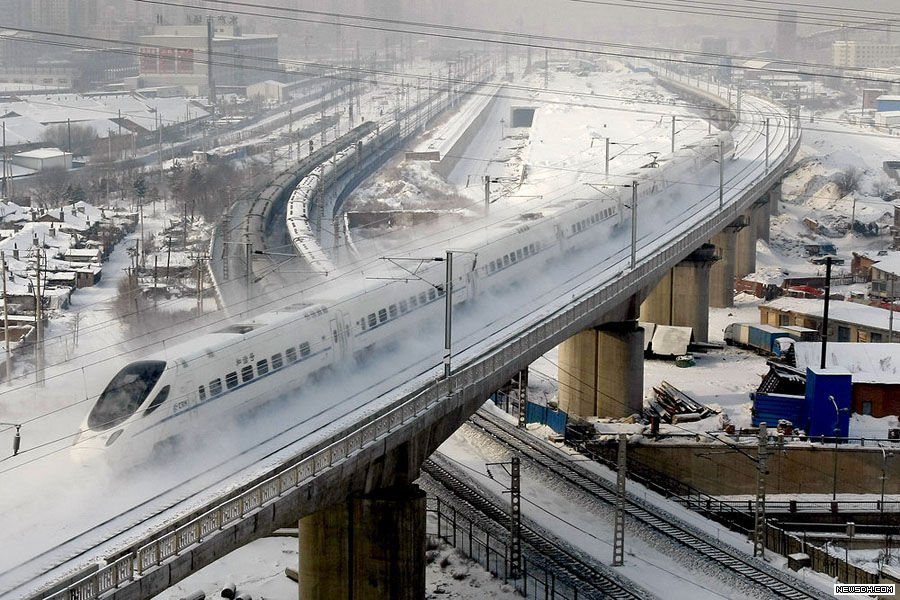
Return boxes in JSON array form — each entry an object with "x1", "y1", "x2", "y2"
[
  {"x1": 422, "y1": 457, "x2": 653, "y2": 600},
  {"x1": 466, "y1": 409, "x2": 832, "y2": 600}
]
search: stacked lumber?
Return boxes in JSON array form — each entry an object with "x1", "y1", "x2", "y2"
[{"x1": 644, "y1": 381, "x2": 718, "y2": 424}]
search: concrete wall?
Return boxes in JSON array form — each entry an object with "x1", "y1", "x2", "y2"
[
  {"x1": 628, "y1": 443, "x2": 900, "y2": 496},
  {"x1": 432, "y1": 88, "x2": 501, "y2": 179}
]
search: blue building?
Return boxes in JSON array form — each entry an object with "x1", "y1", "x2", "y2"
[{"x1": 876, "y1": 95, "x2": 900, "y2": 112}]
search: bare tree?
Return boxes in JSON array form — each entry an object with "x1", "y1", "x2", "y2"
[
  {"x1": 42, "y1": 123, "x2": 98, "y2": 156},
  {"x1": 834, "y1": 166, "x2": 862, "y2": 196}
]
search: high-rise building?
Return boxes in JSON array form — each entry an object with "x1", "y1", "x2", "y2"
[
  {"x1": 833, "y1": 41, "x2": 900, "y2": 69},
  {"x1": 775, "y1": 9, "x2": 797, "y2": 60},
  {"x1": 30, "y1": 0, "x2": 96, "y2": 35},
  {"x1": 138, "y1": 23, "x2": 278, "y2": 94}
]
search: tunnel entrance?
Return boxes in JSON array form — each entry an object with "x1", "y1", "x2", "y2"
[{"x1": 510, "y1": 106, "x2": 536, "y2": 128}]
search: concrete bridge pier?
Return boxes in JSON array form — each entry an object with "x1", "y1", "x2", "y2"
[
  {"x1": 756, "y1": 196, "x2": 772, "y2": 243},
  {"x1": 596, "y1": 320, "x2": 644, "y2": 418},
  {"x1": 557, "y1": 320, "x2": 644, "y2": 419},
  {"x1": 298, "y1": 484, "x2": 426, "y2": 600},
  {"x1": 639, "y1": 244, "x2": 717, "y2": 342},
  {"x1": 709, "y1": 217, "x2": 748, "y2": 308},
  {"x1": 769, "y1": 184, "x2": 781, "y2": 216},
  {"x1": 735, "y1": 210, "x2": 757, "y2": 279}
]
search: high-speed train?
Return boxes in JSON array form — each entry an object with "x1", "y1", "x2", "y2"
[{"x1": 71, "y1": 131, "x2": 733, "y2": 461}]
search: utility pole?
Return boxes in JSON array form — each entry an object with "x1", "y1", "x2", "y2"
[
  {"x1": 821, "y1": 256, "x2": 833, "y2": 368},
  {"x1": 1, "y1": 251, "x2": 9, "y2": 383},
  {"x1": 245, "y1": 241, "x2": 253, "y2": 304},
  {"x1": 605, "y1": 137, "x2": 610, "y2": 178},
  {"x1": 516, "y1": 369, "x2": 528, "y2": 429},
  {"x1": 671, "y1": 116, "x2": 676, "y2": 153},
  {"x1": 719, "y1": 143, "x2": 724, "y2": 209},
  {"x1": 443, "y1": 250, "x2": 453, "y2": 379},
  {"x1": 754, "y1": 422, "x2": 768, "y2": 558},
  {"x1": 630, "y1": 181, "x2": 638, "y2": 269},
  {"x1": 888, "y1": 273, "x2": 897, "y2": 344},
  {"x1": 2, "y1": 121, "x2": 6, "y2": 198},
  {"x1": 510, "y1": 456, "x2": 521, "y2": 579},
  {"x1": 612, "y1": 433, "x2": 627, "y2": 566},
  {"x1": 207, "y1": 17, "x2": 216, "y2": 107},
  {"x1": 33, "y1": 249, "x2": 42, "y2": 387},
  {"x1": 483, "y1": 176, "x2": 491, "y2": 216},
  {"x1": 487, "y1": 457, "x2": 521, "y2": 580}
]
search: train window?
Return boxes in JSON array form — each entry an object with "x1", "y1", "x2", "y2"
[
  {"x1": 210, "y1": 378, "x2": 222, "y2": 396},
  {"x1": 428, "y1": 288, "x2": 436, "y2": 301},
  {"x1": 530, "y1": 243, "x2": 536, "y2": 253},
  {"x1": 143, "y1": 385, "x2": 171, "y2": 416},
  {"x1": 198, "y1": 386, "x2": 207, "y2": 402},
  {"x1": 516, "y1": 249, "x2": 523, "y2": 260},
  {"x1": 300, "y1": 342, "x2": 311, "y2": 358},
  {"x1": 241, "y1": 365, "x2": 254, "y2": 383},
  {"x1": 437, "y1": 286, "x2": 445, "y2": 297},
  {"x1": 522, "y1": 247, "x2": 529, "y2": 257},
  {"x1": 389, "y1": 305, "x2": 398, "y2": 319},
  {"x1": 226, "y1": 371, "x2": 238, "y2": 389},
  {"x1": 286, "y1": 347, "x2": 298, "y2": 363},
  {"x1": 571, "y1": 224, "x2": 577, "y2": 234},
  {"x1": 409, "y1": 295, "x2": 418, "y2": 308},
  {"x1": 272, "y1": 353, "x2": 283, "y2": 369},
  {"x1": 419, "y1": 292, "x2": 427, "y2": 304},
  {"x1": 489, "y1": 262, "x2": 496, "y2": 273},
  {"x1": 368, "y1": 313, "x2": 377, "y2": 327},
  {"x1": 399, "y1": 300, "x2": 408, "y2": 313},
  {"x1": 257, "y1": 359, "x2": 269, "y2": 376},
  {"x1": 503, "y1": 256, "x2": 510, "y2": 266},
  {"x1": 88, "y1": 360, "x2": 167, "y2": 431},
  {"x1": 378, "y1": 308, "x2": 388, "y2": 323}
]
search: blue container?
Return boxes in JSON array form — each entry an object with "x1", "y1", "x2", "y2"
[
  {"x1": 751, "y1": 392, "x2": 807, "y2": 428},
  {"x1": 748, "y1": 324, "x2": 790, "y2": 353},
  {"x1": 805, "y1": 367, "x2": 852, "y2": 438},
  {"x1": 525, "y1": 401, "x2": 568, "y2": 434}
]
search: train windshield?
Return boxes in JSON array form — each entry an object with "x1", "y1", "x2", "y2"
[{"x1": 87, "y1": 361, "x2": 167, "y2": 431}]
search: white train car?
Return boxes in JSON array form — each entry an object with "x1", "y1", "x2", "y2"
[{"x1": 72, "y1": 131, "x2": 733, "y2": 462}]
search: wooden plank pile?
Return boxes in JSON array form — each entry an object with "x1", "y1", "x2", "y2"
[{"x1": 644, "y1": 380, "x2": 718, "y2": 424}]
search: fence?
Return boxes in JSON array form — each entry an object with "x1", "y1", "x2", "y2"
[{"x1": 428, "y1": 496, "x2": 592, "y2": 600}]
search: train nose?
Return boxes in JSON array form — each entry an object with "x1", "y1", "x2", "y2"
[{"x1": 69, "y1": 428, "x2": 119, "y2": 465}]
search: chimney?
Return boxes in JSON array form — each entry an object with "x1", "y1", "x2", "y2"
[
  {"x1": 59, "y1": 208, "x2": 64, "y2": 221},
  {"x1": 13, "y1": 243, "x2": 18, "y2": 260}
]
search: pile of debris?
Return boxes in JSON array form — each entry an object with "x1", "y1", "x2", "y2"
[{"x1": 644, "y1": 381, "x2": 719, "y2": 424}]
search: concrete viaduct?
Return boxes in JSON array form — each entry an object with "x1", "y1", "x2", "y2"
[{"x1": 36, "y1": 73, "x2": 799, "y2": 600}]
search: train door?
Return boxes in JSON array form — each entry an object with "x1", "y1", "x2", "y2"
[
  {"x1": 466, "y1": 269, "x2": 478, "y2": 302},
  {"x1": 330, "y1": 312, "x2": 349, "y2": 361},
  {"x1": 174, "y1": 367, "x2": 197, "y2": 419}
]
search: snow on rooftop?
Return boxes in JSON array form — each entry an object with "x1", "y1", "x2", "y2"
[
  {"x1": 762, "y1": 297, "x2": 895, "y2": 331},
  {"x1": 858, "y1": 250, "x2": 900, "y2": 277},
  {"x1": 15, "y1": 147, "x2": 68, "y2": 159},
  {"x1": 794, "y1": 342, "x2": 900, "y2": 384}
]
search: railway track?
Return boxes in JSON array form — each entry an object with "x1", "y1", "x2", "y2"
[
  {"x1": 421, "y1": 456, "x2": 653, "y2": 600},
  {"x1": 467, "y1": 409, "x2": 832, "y2": 600}
]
